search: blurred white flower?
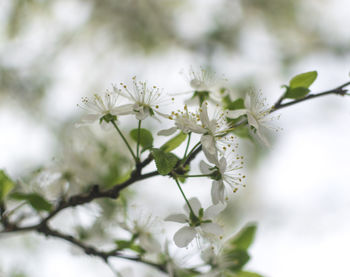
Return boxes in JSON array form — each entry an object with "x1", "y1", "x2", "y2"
[
  {"x1": 200, "y1": 245, "x2": 239, "y2": 277},
  {"x1": 115, "y1": 77, "x2": 170, "y2": 121},
  {"x1": 226, "y1": 91, "x2": 280, "y2": 146},
  {"x1": 182, "y1": 67, "x2": 229, "y2": 105},
  {"x1": 76, "y1": 90, "x2": 130, "y2": 129},
  {"x1": 200, "y1": 153, "x2": 245, "y2": 205},
  {"x1": 165, "y1": 197, "x2": 225, "y2": 248},
  {"x1": 118, "y1": 206, "x2": 161, "y2": 254}
]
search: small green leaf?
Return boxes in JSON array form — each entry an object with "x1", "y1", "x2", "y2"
[
  {"x1": 129, "y1": 244, "x2": 146, "y2": 254},
  {"x1": 224, "y1": 97, "x2": 245, "y2": 110},
  {"x1": 130, "y1": 128, "x2": 153, "y2": 150},
  {"x1": 115, "y1": 240, "x2": 145, "y2": 254},
  {"x1": 224, "y1": 249, "x2": 250, "y2": 271},
  {"x1": 289, "y1": 71, "x2": 317, "y2": 89},
  {"x1": 0, "y1": 170, "x2": 15, "y2": 201},
  {"x1": 230, "y1": 223, "x2": 257, "y2": 250},
  {"x1": 160, "y1": 132, "x2": 187, "y2": 153},
  {"x1": 10, "y1": 192, "x2": 52, "y2": 212},
  {"x1": 192, "y1": 90, "x2": 210, "y2": 105},
  {"x1": 232, "y1": 125, "x2": 251, "y2": 139},
  {"x1": 236, "y1": 271, "x2": 264, "y2": 277},
  {"x1": 152, "y1": 149, "x2": 178, "y2": 175},
  {"x1": 285, "y1": 87, "x2": 310, "y2": 99},
  {"x1": 115, "y1": 239, "x2": 132, "y2": 250}
]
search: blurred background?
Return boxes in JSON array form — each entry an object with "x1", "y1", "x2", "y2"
[{"x1": 0, "y1": 0, "x2": 350, "y2": 276}]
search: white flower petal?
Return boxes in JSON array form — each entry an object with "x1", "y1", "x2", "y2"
[
  {"x1": 200, "y1": 160, "x2": 213, "y2": 174},
  {"x1": 226, "y1": 109, "x2": 247, "y2": 119},
  {"x1": 201, "y1": 222, "x2": 223, "y2": 236},
  {"x1": 201, "y1": 135, "x2": 216, "y2": 156},
  {"x1": 211, "y1": 180, "x2": 225, "y2": 205},
  {"x1": 218, "y1": 157, "x2": 227, "y2": 172},
  {"x1": 157, "y1": 127, "x2": 177, "y2": 136},
  {"x1": 173, "y1": 226, "x2": 197, "y2": 248},
  {"x1": 165, "y1": 213, "x2": 188, "y2": 223},
  {"x1": 80, "y1": 113, "x2": 100, "y2": 124},
  {"x1": 247, "y1": 113, "x2": 259, "y2": 130},
  {"x1": 184, "y1": 197, "x2": 202, "y2": 215},
  {"x1": 200, "y1": 102, "x2": 210, "y2": 127},
  {"x1": 204, "y1": 202, "x2": 226, "y2": 219},
  {"x1": 111, "y1": 104, "x2": 134, "y2": 115},
  {"x1": 203, "y1": 149, "x2": 219, "y2": 164},
  {"x1": 139, "y1": 233, "x2": 161, "y2": 253},
  {"x1": 244, "y1": 93, "x2": 252, "y2": 109}
]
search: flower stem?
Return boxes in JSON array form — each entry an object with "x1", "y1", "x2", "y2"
[
  {"x1": 136, "y1": 120, "x2": 142, "y2": 160},
  {"x1": 183, "y1": 132, "x2": 191, "y2": 159},
  {"x1": 174, "y1": 177, "x2": 195, "y2": 216},
  {"x1": 111, "y1": 120, "x2": 138, "y2": 163},
  {"x1": 182, "y1": 141, "x2": 201, "y2": 164},
  {"x1": 182, "y1": 174, "x2": 212, "y2": 178}
]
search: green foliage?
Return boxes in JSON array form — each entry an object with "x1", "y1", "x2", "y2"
[
  {"x1": 130, "y1": 128, "x2": 154, "y2": 151},
  {"x1": 224, "y1": 97, "x2": 245, "y2": 110},
  {"x1": 0, "y1": 170, "x2": 15, "y2": 201},
  {"x1": 225, "y1": 249, "x2": 250, "y2": 271},
  {"x1": 160, "y1": 132, "x2": 187, "y2": 153},
  {"x1": 10, "y1": 192, "x2": 52, "y2": 212},
  {"x1": 192, "y1": 91, "x2": 210, "y2": 105},
  {"x1": 285, "y1": 87, "x2": 310, "y2": 99},
  {"x1": 152, "y1": 148, "x2": 178, "y2": 175},
  {"x1": 236, "y1": 271, "x2": 264, "y2": 277},
  {"x1": 115, "y1": 239, "x2": 145, "y2": 254},
  {"x1": 230, "y1": 223, "x2": 257, "y2": 250},
  {"x1": 284, "y1": 71, "x2": 318, "y2": 99},
  {"x1": 289, "y1": 71, "x2": 318, "y2": 89}
]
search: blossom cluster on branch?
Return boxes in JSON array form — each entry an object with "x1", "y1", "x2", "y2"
[{"x1": 0, "y1": 68, "x2": 349, "y2": 277}]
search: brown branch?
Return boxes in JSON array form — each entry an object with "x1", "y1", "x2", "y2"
[
  {"x1": 35, "y1": 222, "x2": 167, "y2": 273},
  {"x1": 272, "y1": 80, "x2": 350, "y2": 112}
]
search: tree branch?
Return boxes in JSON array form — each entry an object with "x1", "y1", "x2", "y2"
[{"x1": 272, "y1": 80, "x2": 350, "y2": 111}]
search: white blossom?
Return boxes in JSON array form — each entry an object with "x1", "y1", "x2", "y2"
[
  {"x1": 118, "y1": 206, "x2": 161, "y2": 254},
  {"x1": 200, "y1": 153, "x2": 245, "y2": 205},
  {"x1": 76, "y1": 90, "x2": 130, "y2": 128},
  {"x1": 115, "y1": 77, "x2": 170, "y2": 121},
  {"x1": 157, "y1": 105, "x2": 206, "y2": 136},
  {"x1": 182, "y1": 67, "x2": 229, "y2": 105},
  {"x1": 198, "y1": 102, "x2": 235, "y2": 163},
  {"x1": 226, "y1": 91, "x2": 280, "y2": 146},
  {"x1": 200, "y1": 245, "x2": 240, "y2": 277},
  {"x1": 165, "y1": 197, "x2": 225, "y2": 248}
]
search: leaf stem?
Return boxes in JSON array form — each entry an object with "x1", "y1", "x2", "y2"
[
  {"x1": 182, "y1": 174, "x2": 212, "y2": 178},
  {"x1": 111, "y1": 120, "x2": 138, "y2": 163}
]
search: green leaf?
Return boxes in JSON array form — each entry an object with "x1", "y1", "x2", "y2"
[
  {"x1": 224, "y1": 249, "x2": 250, "y2": 271},
  {"x1": 0, "y1": 170, "x2": 15, "y2": 201},
  {"x1": 236, "y1": 271, "x2": 264, "y2": 277},
  {"x1": 115, "y1": 240, "x2": 146, "y2": 254},
  {"x1": 10, "y1": 192, "x2": 52, "y2": 212},
  {"x1": 289, "y1": 71, "x2": 317, "y2": 89},
  {"x1": 285, "y1": 87, "x2": 310, "y2": 99},
  {"x1": 230, "y1": 223, "x2": 257, "y2": 250},
  {"x1": 232, "y1": 125, "x2": 251, "y2": 139},
  {"x1": 130, "y1": 128, "x2": 153, "y2": 150},
  {"x1": 115, "y1": 239, "x2": 132, "y2": 249},
  {"x1": 160, "y1": 132, "x2": 187, "y2": 153},
  {"x1": 152, "y1": 148, "x2": 178, "y2": 175},
  {"x1": 224, "y1": 97, "x2": 245, "y2": 110}
]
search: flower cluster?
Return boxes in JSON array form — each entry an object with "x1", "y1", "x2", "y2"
[{"x1": 74, "y1": 69, "x2": 277, "y2": 275}]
